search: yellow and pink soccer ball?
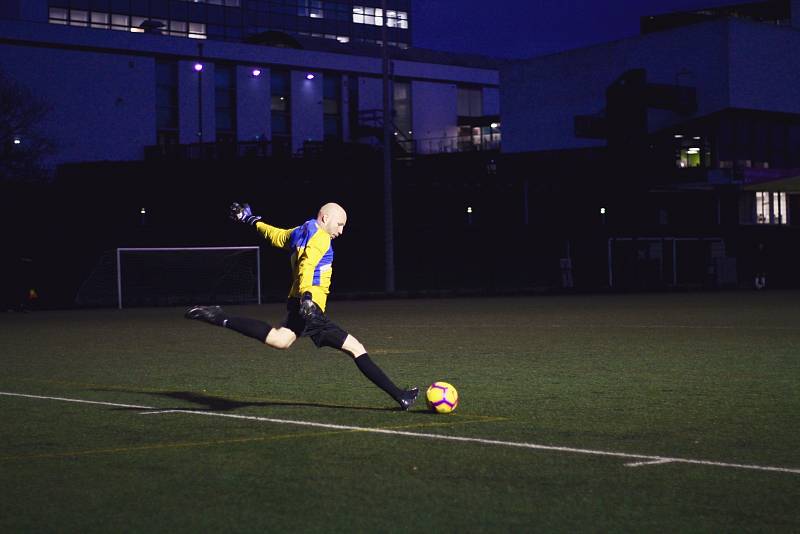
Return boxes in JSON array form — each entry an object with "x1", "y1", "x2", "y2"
[{"x1": 426, "y1": 381, "x2": 459, "y2": 414}]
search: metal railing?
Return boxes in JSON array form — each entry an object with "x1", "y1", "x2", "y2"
[
  {"x1": 144, "y1": 139, "x2": 289, "y2": 160},
  {"x1": 399, "y1": 134, "x2": 501, "y2": 155}
]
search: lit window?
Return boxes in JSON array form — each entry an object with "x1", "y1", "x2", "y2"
[
  {"x1": 386, "y1": 10, "x2": 408, "y2": 29},
  {"x1": 353, "y1": 5, "x2": 384, "y2": 26},
  {"x1": 364, "y1": 7, "x2": 376, "y2": 25},
  {"x1": 756, "y1": 192, "x2": 787, "y2": 225},
  {"x1": 397, "y1": 11, "x2": 408, "y2": 29},
  {"x1": 188, "y1": 22, "x2": 207, "y2": 39},
  {"x1": 111, "y1": 14, "x2": 129, "y2": 30},
  {"x1": 48, "y1": 7, "x2": 68, "y2": 24},
  {"x1": 70, "y1": 9, "x2": 88, "y2": 27},
  {"x1": 130, "y1": 16, "x2": 146, "y2": 32},
  {"x1": 353, "y1": 6, "x2": 364, "y2": 24},
  {"x1": 299, "y1": 0, "x2": 323, "y2": 18},
  {"x1": 90, "y1": 12, "x2": 109, "y2": 28}
]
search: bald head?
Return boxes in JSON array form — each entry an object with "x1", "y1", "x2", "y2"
[{"x1": 317, "y1": 202, "x2": 347, "y2": 239}]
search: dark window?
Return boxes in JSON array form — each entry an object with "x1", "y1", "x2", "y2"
[
  {"x1": 323, "y1": 72, "x2": 342, "y2": 141},
  {"x1": 393, "y1": 81, "x2": 411, "y2": 138},
  {"x1": 271, "y1": 69, "x2": 291, "y2": 139},
  {"x1": 457, "y1": 87, "x2": 482, "y2": 117},
  {"x1": 156, "y1": 60, "x2": 178, "y2": 133},
  {"x1": 215, "y1": 64, "x2": 236, "y2": 138}
]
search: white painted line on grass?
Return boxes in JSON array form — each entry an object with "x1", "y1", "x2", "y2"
[
  {"x1": 625, "y1": 459, "x2": 675, "y2": 468},
  {"x1": 0, "y1": 391, "x2": 151, "y2": 410},
  {"x1": 3, "y1": 390, "x2": 799, "y2": 475}
]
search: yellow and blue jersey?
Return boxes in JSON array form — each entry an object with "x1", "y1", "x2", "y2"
[{"x1": 255, "y1": 218, "x2": 334, "y2": 311}]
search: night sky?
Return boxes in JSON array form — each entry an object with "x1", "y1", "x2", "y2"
[{"x1": 412, "y1": 0, "x2": 739, "y2": 58}]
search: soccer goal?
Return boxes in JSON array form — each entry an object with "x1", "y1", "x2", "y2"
[
  {"x1": 75, "y1": 246, "x2": 261, "y2": 309},
  {"x1": 607, "y1": 237, "x2": 734, "y2": 290}
]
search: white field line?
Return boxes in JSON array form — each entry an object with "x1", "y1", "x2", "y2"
[
  {"x1": 625, "y1": 459, "x2": 676, "y2": 468},
  {"x1": 382, "y1": 324, "x2": 798, "y2": 331},
  {"x1": 2, "y1": 390, "x2": 799, "y2": 475}
]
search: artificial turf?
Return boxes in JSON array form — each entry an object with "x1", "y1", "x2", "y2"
[{"x1": 1, "y1": 291, "x2": 799, "y2": 531}]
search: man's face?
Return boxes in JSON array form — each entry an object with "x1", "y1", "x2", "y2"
[{"x1": 322, "y1": 210, "x2": 347, "y2": 239}]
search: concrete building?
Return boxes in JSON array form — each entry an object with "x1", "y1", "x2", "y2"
[
  {"x1": 501, "y1": 0, "x2": 800, "y2": 289},
  {"x1": 0, "y1": 0, "x2": 499, "y2": 169}
]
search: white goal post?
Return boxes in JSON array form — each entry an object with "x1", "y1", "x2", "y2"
[
  {"x1": 607, "y1": 237, "x2": 733, "y2": 289},
  {"x1": 115, "y1": 246, "x2": 261, "y2": 309}
]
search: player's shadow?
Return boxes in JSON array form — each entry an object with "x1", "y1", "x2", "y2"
[{"x1": 96, "y1": 388, "x2": 405, "y2": 413}]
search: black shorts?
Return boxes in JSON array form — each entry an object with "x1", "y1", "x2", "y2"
[{"x1": 282, "y1": 298, "x2": 349, "y2": 350}]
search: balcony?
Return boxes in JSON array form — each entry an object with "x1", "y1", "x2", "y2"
[
  {"x1": 402, "y1": 133, "x2": 501, "y2": 155},
  {"x1": 144, "y1": 139, "x2": 289, "y2": 160}
]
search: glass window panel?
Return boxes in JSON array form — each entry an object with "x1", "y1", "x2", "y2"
[
  {"x1": 271, "y1": 95, "x2": 288, "y2": 111},
  {"x1": 324, "y1": 100, "x2": 339, "y2": 114},
  {"x1": 324, "y1": 116, "x2": 341, "y2": 139},
  {"x1": 471, "y1": 90, "x2": 483, "y2": 116},
  {"x1": 756, "y1": 192, "x2": 767, "y2": 224},
  {"x1": 49, "y1": 7, "x2": 68, "y2": 20},
  {"x1": 457, "y1": 88, "x2": 471, "y2": 116},
  {"x1": 216, "y1": 111, "x2": 232, "y2": 131},
  {"x1": 111, "y1": 13, "x2": 129, "y2": 27},
  {"x1": 323, "y1": 74, "x2": 341, "y2": 98},
  {"x1": 775, "y1": 192, "x2": 787, "y2": 224},
  {"x1": 272, "y1": 114, "x2": 289, "y2": 135},
  {"x1": 271, "y1": 71, "x2": 290, "y2": 95},
  {"x1": 70, "y1": 9, "x2": 89, "y2": 26},
  {"x1": 91, "y1": 11, "x2": 109, "y2": 24}
]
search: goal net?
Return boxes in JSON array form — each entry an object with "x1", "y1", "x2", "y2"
[
  {"x1": 607, "y1": 237, "x2": 735, "y2": 290},
  {"x1": 75, "y1": 247, "x2": 261, "y2": 309}
]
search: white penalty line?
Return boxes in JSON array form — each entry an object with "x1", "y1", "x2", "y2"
[{"x1": 2, "y1": 391, "x2": 799, "y2": 475}]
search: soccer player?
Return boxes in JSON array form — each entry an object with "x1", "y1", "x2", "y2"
[{"x1": 185, "y1": 202, "x2": 419, "y2": 410}]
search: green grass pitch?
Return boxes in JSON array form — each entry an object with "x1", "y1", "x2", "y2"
[{"x1": 1, "y1": 292, "x2": 799, "y2": 531}]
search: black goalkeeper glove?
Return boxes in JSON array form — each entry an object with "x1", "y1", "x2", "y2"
[
  {"x1": 299, "y1": 292, "x2": 320, "y2": 321},
  {"x1": 229, "y1": 202, "x2": 262, "y2": 225}
]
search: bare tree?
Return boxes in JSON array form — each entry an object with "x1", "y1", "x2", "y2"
[{"x1": 0, "y1": 69, "x2": 54, "y2": 181}]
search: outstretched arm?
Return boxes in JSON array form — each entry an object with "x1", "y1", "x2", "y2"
[
  {"x1": 229, "y1": 202, "x2": 294, "y2": 249},
  {"x1": 254, "y1": 221, "x2": 294, "y2": 249}
]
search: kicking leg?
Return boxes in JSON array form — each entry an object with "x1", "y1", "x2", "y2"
[{"x1": 185, "y1": 305, "x2": 296, "y2": 349}]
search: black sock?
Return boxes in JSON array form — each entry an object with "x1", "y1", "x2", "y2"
[
  {"x1": 224, "y1": 316, "x2": 272, "y2": 343},
  {"x1": 354, "y1": 354, "x2": 403, "y2": 400}
]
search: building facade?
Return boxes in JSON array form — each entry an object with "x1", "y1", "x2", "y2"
[
  {"x1": 501, "y1": 1, "x2": 800, "y2": 289},
  {"x1": 5, "y1": 0, "x2": 412, "y2": 48},
  {"x1": 0, "y1": 0, "x2": 499, "y2": 169}
]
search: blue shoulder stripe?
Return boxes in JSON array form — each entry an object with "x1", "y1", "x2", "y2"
[{"x1": 289, "y1": 219, "x2": 319, "y2": 249}]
